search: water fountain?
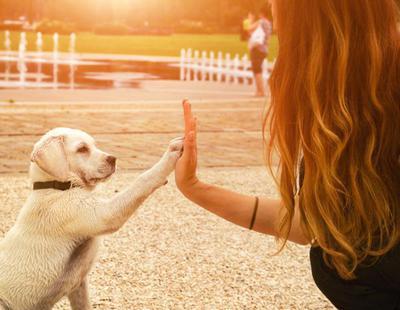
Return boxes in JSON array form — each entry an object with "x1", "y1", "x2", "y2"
[
  {"x1": 4, "y1": 30, "x2": 11, "y2": 55},
  {"x1": 178, "y1": 48, "x2": 276, "y2": 85},
  {"x1": 69, "y1": 33, "x2": 76, "y2": 89},
  {"x1": 216, "y1": 52, "x2": 222, "y2": 82},
  {"x1": 4, "y1": 31, "x2": 12, "y2": 82},
  {"x1": 208, "y1": 51, "x2": 215, "y2": 81},
  {"x1": 69, "y1": 33, "x2": 76, "y2": 55},
  {"x1": 0, "y1": 30, "x2": 84, "y2": 89},
  {"x1": 185, "y1": 48, "x2": 192, "y2": 81},
  {"x1": 36, "y1": 32, "x2": 43, "y2": 84},
  {"x1": 53, "y1": 32, "x2": 59, "y2": 88},
  {"x1": 193, "y1": 50, "x2": 199, "y2": 81},
  {"x1": 1, "y1": 31, "x2": 184, "y2": 90},
  {"x1": 36, "y1": 32, "x2": 43, "y2": 53},
  {"x1": 17, "y1": 32, "x2": 28, "y2": 87},
  {"x1": 233, "y1": 54, "x2": 239, "y2": 84},
  {"x1": 179, "y1": 49, "x2": 185, "y2": 81},
  {"x1": 201, "y1": 51, "x2": 207, "y2": 81}
]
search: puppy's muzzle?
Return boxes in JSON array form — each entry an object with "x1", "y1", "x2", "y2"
[{"x1": 106, "y1": 155, "x2": 117, "y2": 169}]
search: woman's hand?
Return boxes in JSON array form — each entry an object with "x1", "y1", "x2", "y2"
[
  {"x1": 172, "y1": 102, "x2": 309, "y2": 245},
  {"x1": 175, "y1": 100, "x2": 200, "y2": 196}
]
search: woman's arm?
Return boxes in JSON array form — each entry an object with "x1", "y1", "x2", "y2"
[{"x1": 175, "y1": 100, "x2": 310, "y2": 245}]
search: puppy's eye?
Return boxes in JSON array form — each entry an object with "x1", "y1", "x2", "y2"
[{"x1": 76, "y1": 146, "x2": 89, "y2": 154}]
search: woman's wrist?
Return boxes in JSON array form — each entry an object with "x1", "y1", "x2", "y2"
[{"x1": 178, "y1": 179, "x2": 207, "y2": 200}]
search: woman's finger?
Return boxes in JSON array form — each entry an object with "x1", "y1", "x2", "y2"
[
  {"x1": 187, "y1": 131, "x2": 196, "y2": 154},
  {"x1": 184, "y1": 129, "x2": 194, "y2": 151},
  {"x1": 192, "y1": 117, "x2": 197, "y2": 151},
  {"x1": 183, "y1": 99, "x2": 192, "y2": 137},
  {"x1": 185, "y1": 117, "x2": 197, "y2": 148},
  {"x1": 183, "y1": 124, "x2": 197, "y2": 160}
]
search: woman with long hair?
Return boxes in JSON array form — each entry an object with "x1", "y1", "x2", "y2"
[{"x1": 175, "y1": 0, "x2": 400, "y2": 308}]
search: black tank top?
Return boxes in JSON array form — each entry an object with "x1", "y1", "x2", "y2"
[
  {"x1": 298, "y1": 160, "x2": 400, "y2": 309},
  {"x1": 310, "y1": 245, "x2": 400, "y2": 309}
]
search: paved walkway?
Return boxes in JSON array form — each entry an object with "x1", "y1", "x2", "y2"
[
  {"x1": 0, "y1": 80, "x2": 261, "y2": 102},
  {"x1": 0, "y1": 51, "x2": 180, "y2": 63},
  {"x1": 0, "y1": 80, "x2": 270, "y2": 174}
]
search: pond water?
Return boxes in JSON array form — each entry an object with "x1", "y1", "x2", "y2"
[{"x1": 0, "y1": 57, "x2": 180, "y2": 89}]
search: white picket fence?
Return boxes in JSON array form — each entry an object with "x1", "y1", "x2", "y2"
[{"x1": 179, "y1": 48, "x2": 274, "y2": 84}]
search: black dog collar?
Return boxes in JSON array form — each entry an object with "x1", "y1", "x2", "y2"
[{"x1": 33, "y1": 181, "x2": 74, "y2": 191}]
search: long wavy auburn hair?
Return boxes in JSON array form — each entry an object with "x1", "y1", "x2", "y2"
[{"x1": 264, "y1": 0, "x2": 400, "y2": 279}]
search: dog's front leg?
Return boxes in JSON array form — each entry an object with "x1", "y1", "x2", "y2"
[
  {"x1": 68, "y1": 278, "x2": 91, "y2": 310},
  {"x1": 0, "y1": 301, "x2": 11, "y2": 310},
  {"x1": 95, "y1": 137, "x2": 184, "y2": 235},
  {"x1": 64, "y1": 138, "x2": 183, "y2": 236}
]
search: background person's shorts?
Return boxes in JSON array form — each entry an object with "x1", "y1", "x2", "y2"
[{"x1": 250, "y1": 47, "x2": 267, "y2": 74}]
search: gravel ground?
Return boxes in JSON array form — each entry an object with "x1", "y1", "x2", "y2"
[{"x1": 0, "y1": 167, "x2": 333, "y2": 309}]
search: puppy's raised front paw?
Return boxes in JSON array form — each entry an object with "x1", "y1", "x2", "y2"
[
  {"x1": 167, "y1": 136, "x2": 184, "y2": 154},
  {"x1": 157, "y1": 137, "x2": 183, "y2": 175},
  {"x1": 146, "y1": 137, "x2": 184, "y2": 187},
  {"x1": 165, "y1": 136, "x2": 184, "y2": 162}
]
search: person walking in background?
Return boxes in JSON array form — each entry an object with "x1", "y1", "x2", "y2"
[{"x1": 248, "y1": 4, "x2": 272, "y2": 97}]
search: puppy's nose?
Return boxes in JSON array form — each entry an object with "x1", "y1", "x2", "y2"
[{"x1": 106, "y1": 155, "x2": 117, "y2": 166}]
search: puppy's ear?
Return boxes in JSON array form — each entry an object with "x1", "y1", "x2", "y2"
[{"x1": 31, "y1": 135, "x2": 69, "y2": 181}]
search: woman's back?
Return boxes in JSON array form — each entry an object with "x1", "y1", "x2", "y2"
[
  {"x1": 297, "y1": 160, "x2": 400, "y2": 308},
  {"x1": 310, "y1": 244, "x2": 400, "y2": 309}
]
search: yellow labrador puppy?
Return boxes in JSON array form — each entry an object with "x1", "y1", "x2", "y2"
[{"x1": 0, "y1": 128, "x2": 183, "y2": 310}]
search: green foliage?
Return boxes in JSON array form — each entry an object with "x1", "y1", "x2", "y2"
[
  {"x1": 0, "y1": 0, "x2": 269, "y2": 33},
  {"x1": 175, "y1": 21, "x2": 215, "y2": 34},
  {"x1": 36, "y1": 19, "x2": 75, "y2": 34},
  {"x1": 93, "y1": 22, "x2": 132, "y2": 36}
]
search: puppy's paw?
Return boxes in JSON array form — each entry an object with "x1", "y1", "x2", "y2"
[
  {"x1": 166, "y1": 136, "x2": 184, "y2": 162},
  {"x1": 159, "y1": 137, "x2": 184, "y2": 175},
  {"x1": 167, "y1": 136, "x2": 184, "y2": 153}
]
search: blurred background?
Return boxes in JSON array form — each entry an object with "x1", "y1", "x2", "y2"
[
  {"x1": 0, "y1": 0, "x2": 277, "y2": 89},
  {"x1": 0, "y1": 0, "x2": 278, "y2": 66},
  {"x1": 0, "y1": 0, "x2": 277, "y2": 171},
  {"x1": 0, "y1": 0, "x2": 270, "y2": 35}
]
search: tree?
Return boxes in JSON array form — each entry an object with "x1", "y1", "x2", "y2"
[{"x1": 0, "y1": 0, "x2": 268, "y2": 31}]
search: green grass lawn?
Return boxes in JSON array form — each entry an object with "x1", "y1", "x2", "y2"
[{"x1": 1, "y1": 31, "x2": 278, "y2": 60}]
